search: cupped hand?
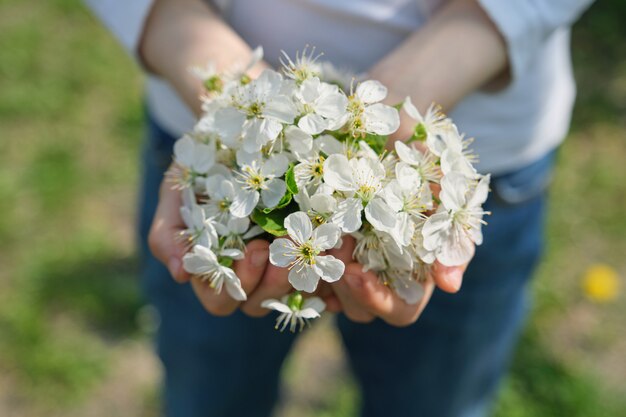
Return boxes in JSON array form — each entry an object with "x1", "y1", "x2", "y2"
[
  {"x1": 328, "y1": 235, "x2": 470, "y2": 327},
  {"x1": 147, "y1": 173, "x2": 339, "y2": 316}
]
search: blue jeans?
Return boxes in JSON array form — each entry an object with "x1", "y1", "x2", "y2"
[{"x1": 138, "y1": 115, "x2": 553, "y2": 417}]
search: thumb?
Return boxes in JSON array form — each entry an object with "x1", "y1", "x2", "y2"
[{"x1": 432, "y1": 261, "x2": 467, "y2": 293}]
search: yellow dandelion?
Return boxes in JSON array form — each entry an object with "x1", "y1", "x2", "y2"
[{"x1": 582, "y1": 264, "x2": 621, "y2": 303}]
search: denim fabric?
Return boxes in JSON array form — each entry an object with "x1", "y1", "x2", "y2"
[{"x1": 138, "y1": 115, "x2": 554, "y2": 417}]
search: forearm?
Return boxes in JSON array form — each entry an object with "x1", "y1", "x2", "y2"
[
  {"x1": 139, "y1": 0, "x2": 265, "y2": 116},
  {"x1": 369, "y1": 0, "x2": 507, "y2": 134}
]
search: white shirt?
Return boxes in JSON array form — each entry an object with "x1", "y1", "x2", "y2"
[{"x1": 86, "y1": 0, "x2": 594, "y2": 175}]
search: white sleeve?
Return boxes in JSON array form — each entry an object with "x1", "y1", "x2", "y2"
[
  {"x1": 477, "y1": 0, "x2": 595, "y2": 81},
  {"x1": 84, "y1": 0, "x2": 154, "y2": 59}
]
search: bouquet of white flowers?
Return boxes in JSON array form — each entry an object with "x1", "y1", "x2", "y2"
[{"x1": 170, "y1": 47, "x2": 490, "y2": 332}]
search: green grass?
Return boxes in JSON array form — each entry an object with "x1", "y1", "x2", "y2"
[{"x1": 0, "y1": 0, "x2": 625, "y2": 416}]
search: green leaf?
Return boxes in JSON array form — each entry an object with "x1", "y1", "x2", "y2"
[
  {"x1": 262, "y1": 190, "x2": 292, "y2": 213},
  {"x1": 364, "y1": 133, "x2": 388, "y2": 154},
  {"x1": 251, "y1": 207, "x2": 290, "y2": 237},
  {"x1": 285, "y1": 163, "x2": 299, "y2": 195},
  {"x1": 218, "y1": 257, "x2": 233, "y2": 268},
  {"x1": 406, "y1": 123, "x2": 427, "y2": 144}
]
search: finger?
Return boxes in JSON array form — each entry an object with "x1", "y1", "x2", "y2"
[
  {"x1": 191, "y1": 239, "x2": 270, "y2": 316},
  {"x1": 341, "y1": 263, "x2": 434, "y2": 327},
  {"x1": 147, "y1": 176, "x2": 190, "y2": 283},
  {"x1": 314, "y1": 282, "x2": 343, "y2": 313},
  {"x1": 240, "y1": 262, "x2": 293, "y2": 317},
  {"x1": 328, "y1": 237, "x2": 376, "y2": 323},
  {"x1": 323, "y1": 294, "x2": 343, "y2": 313},
  {"x1": 432, "y1": 261, "x2": 468, "y2": 293}
]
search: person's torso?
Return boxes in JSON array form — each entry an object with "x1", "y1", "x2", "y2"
[{"x1": 147, "y1": 0, "x2": 575, "y2": 174}]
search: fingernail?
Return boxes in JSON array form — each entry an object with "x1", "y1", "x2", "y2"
[
  {"x1": 344, "y1": 274, "x2": 362, "y2": 289},
  {"x1": 168, "y1": 256, "x2": 181, "y2": 278},
  {"x1": 442, "y1": 267, "x2": 463, "y2": 291},
  {"x1": 250, "y1": 249, "x2": 269, "y2": 268}
]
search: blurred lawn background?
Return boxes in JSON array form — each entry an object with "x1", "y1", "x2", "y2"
[{"x1": 0, "y1": 0, "x2": 624, "y2": 416}]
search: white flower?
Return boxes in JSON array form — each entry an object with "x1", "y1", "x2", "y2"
[
  {"x1": 227, "y1": 45, "x2": 264, "y2": 84},
  {"x1": 381, "y1": 269, "x2": 425, "y2": 305},
  {"x1": 182, "y1": 245, "x2": 247, "y2": 301},
  {"x1": 170, "y1": 135, "x2": 216, "y2": 188},
  {"x1": 179, "y1": 188, "x2": 218, "y2": 249},
  {"x1": 190, "y1": 46, "x2": 264, "y2": 94},
  {"x1": 383, "y1": 164, "x2": 433, "y2": 218},
  {"x1": 318, "y1": 61, "x2": 360, "y2": 91},
  {"x1": 261, "y1": 293, "x2": 326, "y2": 332},
  {"x1": 294, "y1": 77, "x2": 348, "y2": 135},
  {"x1": 215, "y1": 69, "x2": 297, "y2": 152},
  {"x1": 352, "y1": 224, "x2": 413, "y2": 275},
  {"x1": 215, "y1": 216, "x2": 261, "y2": 252},
  {"x1": 344, "y1": 80, "x2": 400, "y2": 137},
  {"x1": 323, "y1": 154, "x2": 397, "y2": 233},
  {"x1": 379, "y1": 165, "x2": 433, "y2": 248},
  {"x1": 439, "y1": 130, "x2": 479, "y2": 179},
  {"x1": 410, "y1": 218, "x2": 436, "y2": 264},
  {"x1": 231, "y1": 151, "x2": 289, "y2": 217},
  {"x1": 294, "y1": 187, "x2": 337, "y2": 227},
  {"x1": 204, "y1": 174, "x2": 237, "y2": 222},
  {"x1": 283, "y1": 125, "x2": 313, "y2": 155},
  {"x1": 402, "y1": 96, "x2": 452, "y2": 143},
  {"x1": 394, "y1": 141, "x2": 441, "y2": 184},
  {"x1": 280, "y1": 46, "x2": 323, "y2": 84},
  {"x1": 293, "y1": 155, "x2": 325, "y2": 192},
  {"x1": 422, "y1": 173, "x2": 490, "y2": 266},
  {"x1": 269, "y1": 212, "x2": 344, "y2": 293}
]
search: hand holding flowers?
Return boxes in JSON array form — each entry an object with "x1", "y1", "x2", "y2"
[{"x1": 148, "y1": 47, "x2": 490, "y2": 331}]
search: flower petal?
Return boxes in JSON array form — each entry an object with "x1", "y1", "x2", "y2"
[
  {"x1": 312, "y1": 223, "x2": 341, "y2": 250},
  {"x1": 285, "y1": 125, "x2": 314, "y2": 153},
  {"x1": 364, "y1": 198, "x2": 397, "y2": 230},
  {"x1": 315, "y1": 92, "x2": 348, "y2": 119},
  {"x1": 182, "y1": 252, "x2": 212, "y2": 275},
  {"x1": 269, "y1": 238, "x2": 298, "y2": 267},
  {"x1": 262, "y1": 153, "x2": 289, "y2": 177},
  {"x1": 467, "y1": 174, "x2": 491, "y2": 208},
  {"x1": 214, "y1": 107, "x2": 245, "y2": 147},
  {"x1": 330, "y1": 197, "x2": 362, "y2": 233},
  {"x1": 310, "y1": 193, "x2": 337, "y2": 213},
  {"x1": 193, "y1": 142, "x2": 215, "y2": 173},
  {"x1": 230, "y1": 189, "x2": 259, "y2": 218},
  {"x1": 284, "y1": 211, "x2": 313, "y2": 244},
  {"x1": 356, "y1": 80, "x2": 387, "y2": 104},
  {"x1": 223, "y1": 268, "x2": 247, "y2": 301},
  {"x1": 173, "y1": 136, "x2": 195, "y2": 168},
  {"x1": 394, "y1": 141, "x2": 422, "y2": 166},
  {"x1": 363, "y1": 103, "x2": 400, "y2": 135},
  {"x1": 261, "y1": 299, "x2": 293, "y2": 314},
  {"x1": 402, "y1": 96, "x2": 422, "y2": 122},
  {"x1": 392, "y1": 273, "x2": 424, "y2": 305},
  {"x1": 298, "y1": 308, "x2": 322, "y2": 320},
  {"x1": 261, "y1": 179, "x2": 286, "y2": 208},
  {"x1": 440, "y1": 173, "x2": 469, "y2": 211},
  {"x1": 288, "y1": 266, "x2": 320, "y2": 293},
  {"x1": 302, "y1": 296, "x2": 326, "y2": 314},
  {"x1": 323, "y1": 154, "x2": 354, "y2": 192},
  {"x1": 436, "y1": 224, "x2": 475, "y2": 267},
  {"x1": 314, "y1": 255, "x2": 345, "y2": 283},
  {"x1": 422, "y1": 211, "x2": 452, "y2": 251},
  {"x1": 298, "y1": 113, "x2": 327, "y2": 135},
  {"x1": 265, "y1": 95, "x2": 297, "y2": 123}
]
